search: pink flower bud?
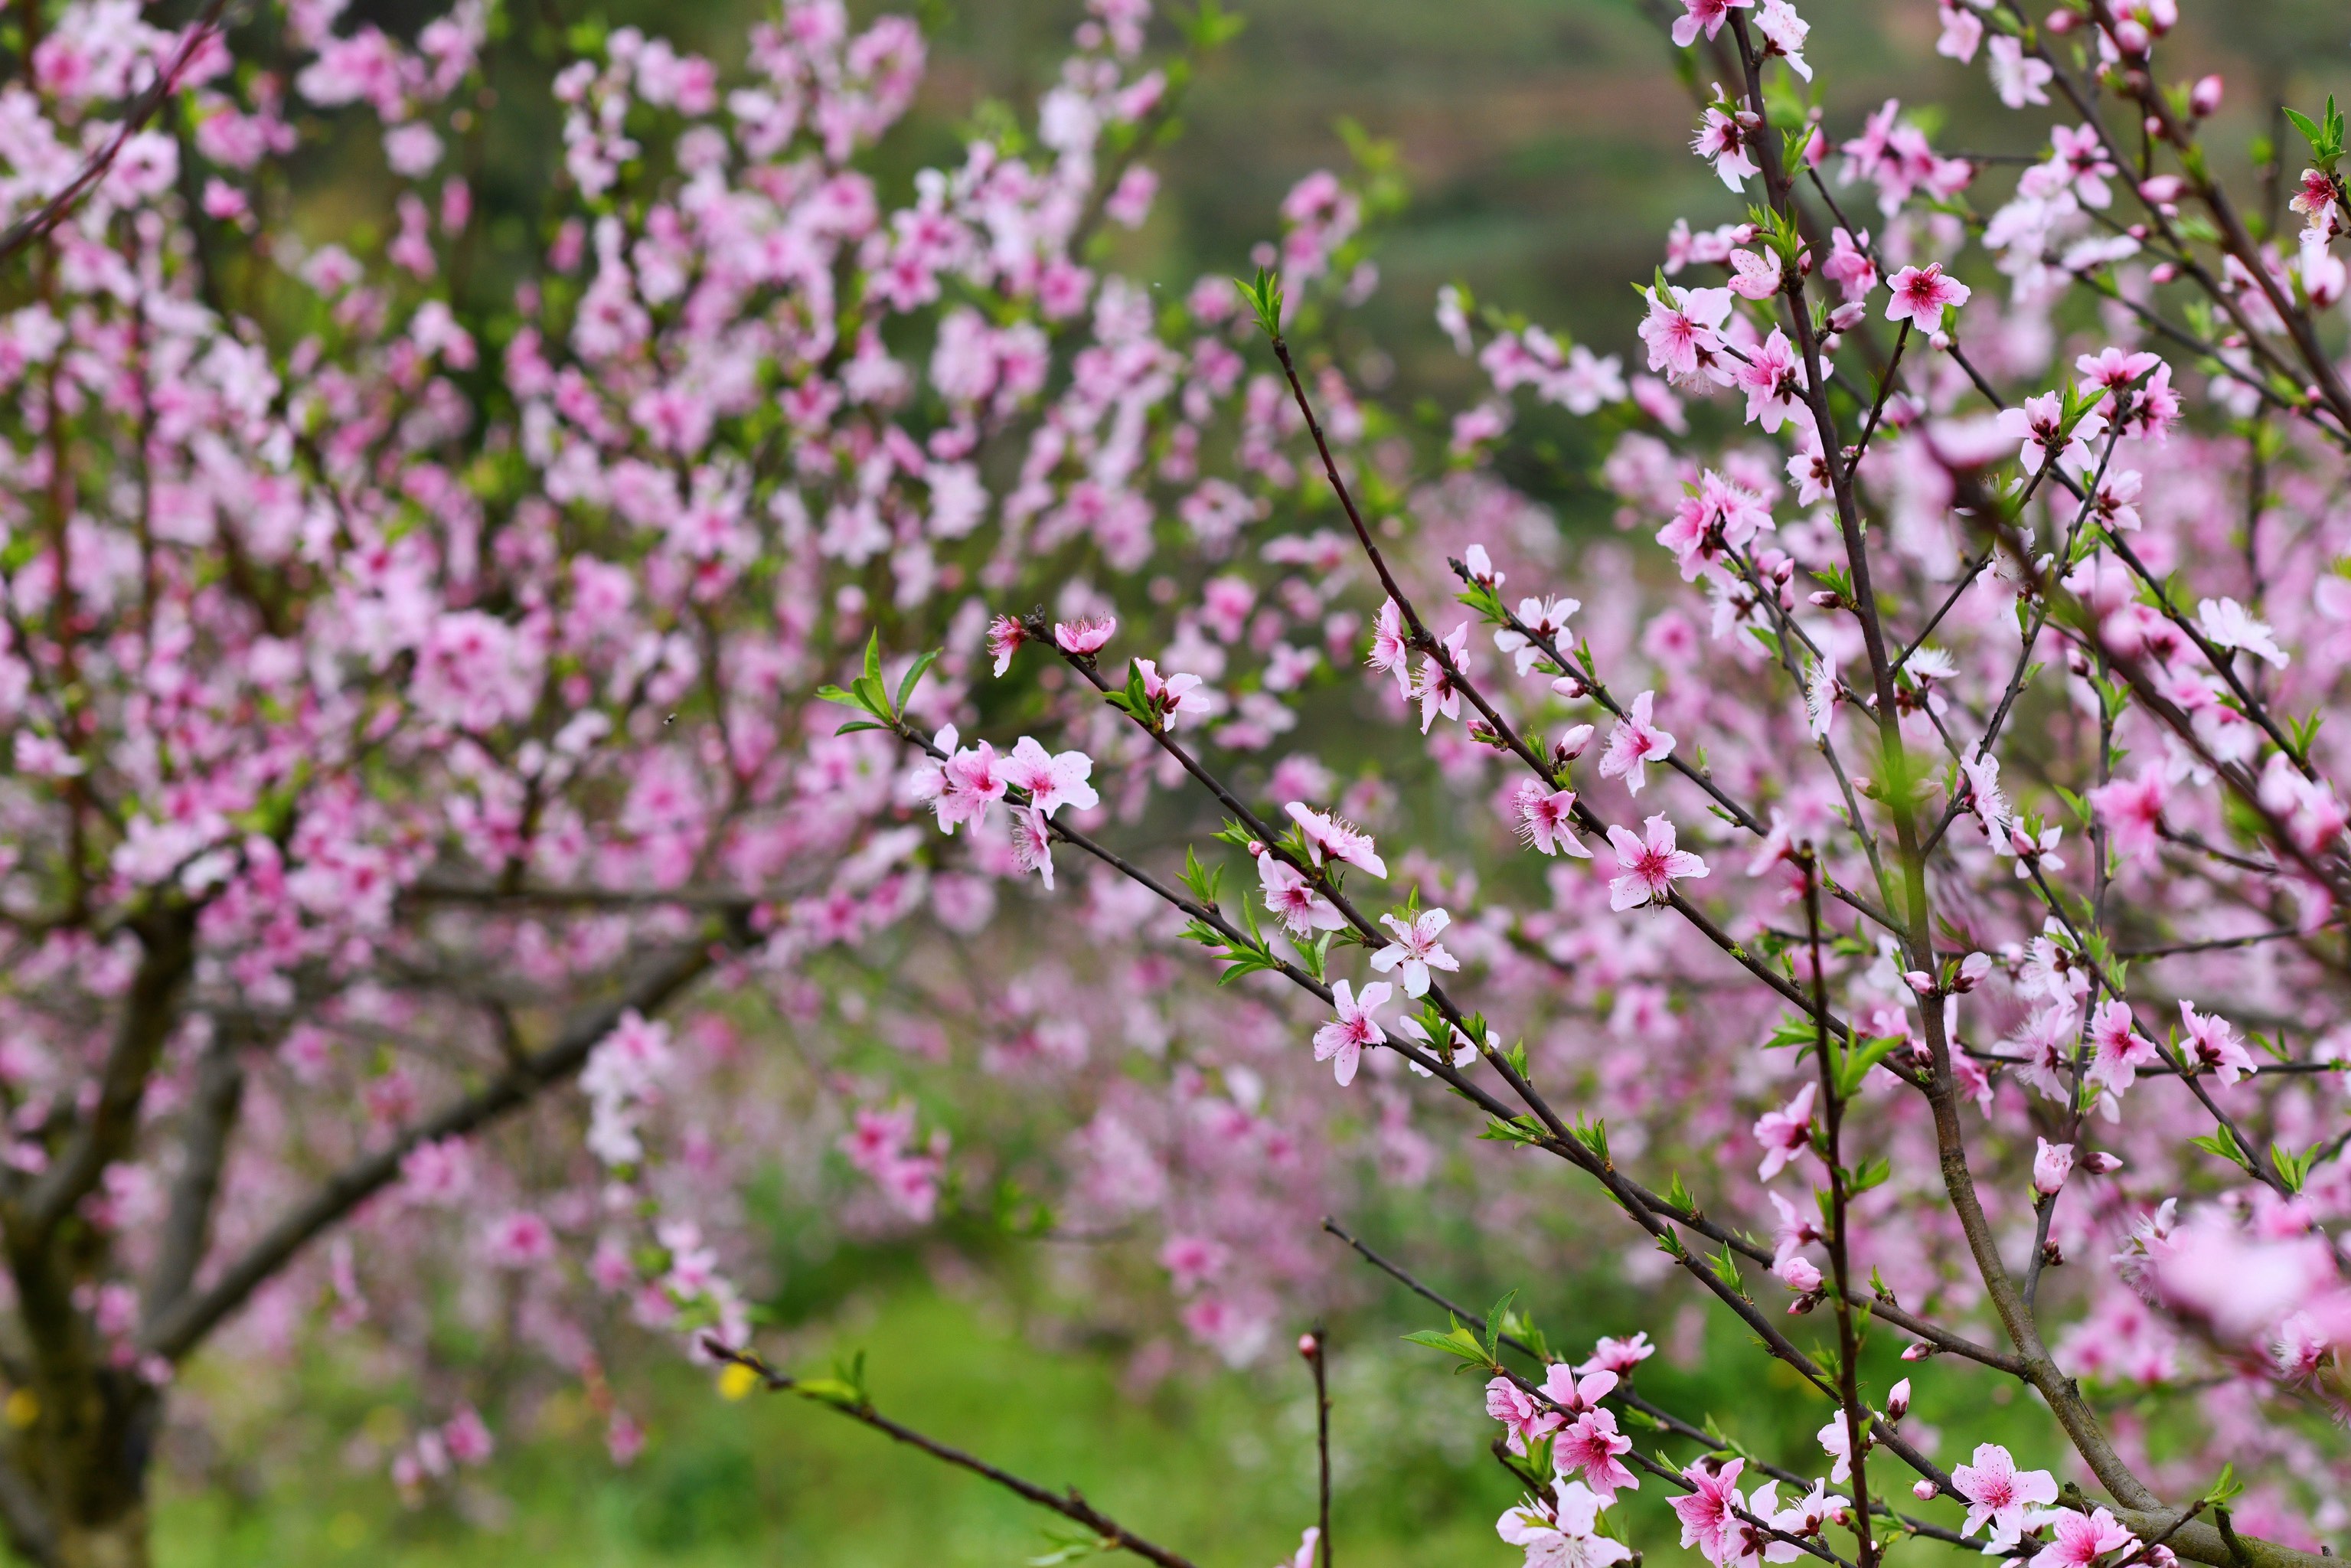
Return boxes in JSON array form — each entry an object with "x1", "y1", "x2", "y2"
[
  {"x1": 2084, "y1": 1151, "x2": 2124, "y2": 1174},
  {"x1": 1886, "y1": 1377, "x2": 1910, "y2": 1421},
  {"x1": 2033, "y1": 1138, "x2": 2075, "y2": 1197},
  {"x1": 1899, "y1": 1341, "x2": 1933, "y2": 1361},
  {"x1": 2190, "y1": 74, "x2": 2224, "y2": 116},
  {"x1": 2044, "y1": 8, "x2": 2075, "y2": 32},
  {"x1": 1777, "y1": 1254, "x2": 1824, "y2": 1293},
  {"x1": 2112, "y1": 18, "x2": 2148, "y2": 54},
  {"x1": 1298, "y1": 1332, "x2": 1320, "y2": 1358},
  {"x1": 1912, "y1": 1479, "x2": 1938, "y2": 1501},
  {"x1": 2138, "y1": 176, "x2": 2185, "y2": 205},
  {"x1": 1549, "y1": 673, "x2": 1588, "y2": 700}
]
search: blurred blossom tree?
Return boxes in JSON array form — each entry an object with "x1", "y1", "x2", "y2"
[{"x1": 1, "y1": 1, "x2": 2349, "y2": 1566}]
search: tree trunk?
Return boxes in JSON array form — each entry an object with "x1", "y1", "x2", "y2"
[
  {"x1": 54, "y1": 1508, "x2": 148, "y2": 1568},
  {"x1": 9, "y1": 1370, "x2": 161, "y2": 1568}
]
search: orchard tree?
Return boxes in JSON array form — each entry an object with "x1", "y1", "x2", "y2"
[{"x1": 3, "y1": 1, "x2": 2351, "y2": 1568}]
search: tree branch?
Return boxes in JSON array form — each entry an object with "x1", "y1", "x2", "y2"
[
  {"x1": 703, "y1": 1340, "x2": 1201, "y2": 1568},
  {"x1": 140, "y1": 930, "x2": 741, "y2": 1361}
]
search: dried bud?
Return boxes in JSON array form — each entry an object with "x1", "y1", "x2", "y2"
[{"x1": 2040, "y1": 1239, "x2": 2065, "y2": 1267}]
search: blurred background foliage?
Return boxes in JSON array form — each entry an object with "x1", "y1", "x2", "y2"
[{"x1": 149, "y1": 0, "x2": 2349, "y2": 1562}]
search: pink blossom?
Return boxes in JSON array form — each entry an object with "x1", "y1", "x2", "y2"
[
  {"x1": 2085, "y1": 1000, "x2": 2158, "y2": 1094},
  {"x1": 1370, "y1": 907, "x2": 1460, "y2": 998},
  {"x1": 1484, "y1": 1376, "x2": 1562, "y2": 1452},
  {"x1": 1598, "y1": 691, "x2": 1677, "y2": 795},
  {"x1": 1822, "y1": 227, "x2": 1876, "y2": 302},
  {"x1": 1412, "y1": 622, "x2": 1473, "y2": 732},
  {"x1": 1287, "y1": 801, "x2": 1389, "y2": 879},
  {"x1": 1053, "y1": 615, "x2": 1117, "y2": 656},
  {"x1": 2085, "y1": 770, "x2": 2167, "y2": 862},
  {"x1": 1734, "y1": 328, "x2": 1804, "y2": 433},
  {"x1": 1259, "y1": 854, "x2": 1346, "y2": 939},
  {"x1": 1497, "y1": 1479, "x2": 1633, "y2": 1568},
  {"x1": 1001, "y1": 737, "x2": 1100, "y2": 817},
  {"x1": 2196, "y1": 597, "x2": 2288, "y2": 669},
  {"x1": 1554, "y1": 1406, "x2": 1639, "y2": 1504},
  {"x1": 1134, "y1": 658, "x2": 1213, "y2": 720},
  {"x1": 1670, "y1": 0, "x2": 1754, "y2": 47},
  {"x1": 2178, "y1": 1001, "x2": 2256, "y2": 1086},
  {"x1": 1605, "y1": 815, "x2": 1708, "y2": 911},
  {"x1": 1576, "y1": 1334, "x2": 1655, "y2": 1376},
  {"x1": 1951, "y1": 1443, "x2": 2058, "y2": 1550},
  {"x1": 484, "y1": 1210, "x2": 557, "y2": 1269},
  {"x1": 1008, "y1": 805, "x2": 1057, "y2": 889},
  {"x1": 1692, "y1": 107, "x2": 1758, "y2": 191},
  {"x1": 1637, "y1": 284, "x2": 1733, "y2": 384},
  {"x1": 442, "y1": 1406, "x2": 494, "y2": 1467},
  {"x1": 1366, "y1": 599, "x2": 1412, "y2": 695},
  {"x1": 2031, "y1": 1508, "x2": 2137, "y2": 1568},
  {"x1": 1311, "y1": 979, "x2": 1391, "y2": 1086},
  {"x1": 1513, "y1": 782, "x2": 1591, "y2": 858},
  {"x1": 1669, "y1": 1457, "x2": 1745, "y2": 1563},
  {"x1": 1987, "y1": 36, "x2": 2052, "y2": 107},
  {"x1": 1752, "y1": 1083, "x2": 1816, "y2": 1180},
  {"x1": 1883, "y1": 263, "x2": 1971, "y2": 325}
]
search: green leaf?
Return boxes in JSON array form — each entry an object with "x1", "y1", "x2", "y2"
[
  {"x1": 795, "y1": 1377, "x2": 862, "y2": 1409},
  {"x1": 1836, "y1": 1035, "x2": 1905, "y2": 1099},
  {"x1": 1666, "y1": 1171, "x2": 1697, "y2": 1216},
  {"x1": 1481, "y1": 1115, "x2": 1548, "y2": 1147},
  {"x1": 895, "y1": 648, "x2": 942, "y2": 713},
  {"x1": 1180, "y1": 844, "x2": 1223, "y2": 908},
  {"x1": 2189, "y1": 1126, "x2": 2251, "y2": 1171},
  {"x1": 1401, "y1": 1321, "x2": 1492, "y2": 1366},
  {"x1": 1234, "y1": 266, "x2": 1285, "y2": 339},
  {"x1": 1484, "y1": 1289, "x2": 1518, "y2": 1358},
  {"x1": 815, "y1": 682, "x2": 876, "y2": 715},
  {"x1": 1299, "y1": 931, "x2": 1334, "y2": 982},
  {"x1": 1848, "y1": 1156, "x2": 1892, "y2": 1195},
  {"x1": 1708, "y1": 1244, "x2": 1745, "y2": 1297},
  {"x1": 1571, "y1": 1115, "x2": 1610, "y2": 1167}
]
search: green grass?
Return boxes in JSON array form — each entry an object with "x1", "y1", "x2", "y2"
[
  {"x1": 152, "y1": 1257, "x2": 2066, "y2": 1566},
  {"x1": 155, "y1": 1280, "x2": 1518, "y2": 1567}
]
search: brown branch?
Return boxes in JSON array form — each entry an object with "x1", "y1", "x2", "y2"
[
  {"x1": 140, "y1": 930, "x2": 740, "y2": 1361},
  {"x1": 0, "y1": 0, "x2": 238, "y2": 266},
  {"x1": 704, "y1": 1340, "x2": 1201, "y2": 1568}
]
